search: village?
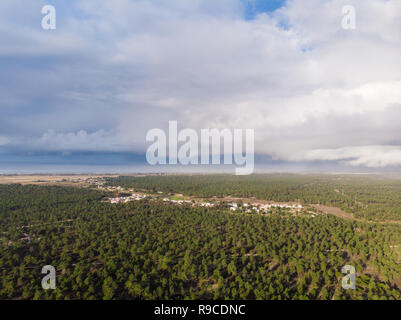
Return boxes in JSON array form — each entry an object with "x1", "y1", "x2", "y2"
[
  {"x1": 98, "y1": 179, "x2": 306, "y2": 215},
  {"x1": 226, "y1": 202, "x2": 303, "y2": 214},
  {"x1": 24, "y1": 175, "x2": 312, "y2": 216}
]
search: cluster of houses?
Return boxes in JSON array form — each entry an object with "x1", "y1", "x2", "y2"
[
  {"x1": 104, "y1": 186, "x2": 131, "y2": 192},
  {"x1": 93, "y1": 181, "x2": 105, "y2": 188},
  {"x1": 227, "y1": 202, "x2": 303, "y2": 213},
  {"x1": 57, "y1": 176, "x2": 108, "y2": 187},
  {"x1": 200, "y1": 202, "x2": 215, "y2": 207},
  {"x1": 107, "y1": 193, "x2": 148, "y2": 204},
  {"x1": 85, "y1": 177, "x2": 105, "y2": 187},
  {"x1": 162, "y1": 198, "x2": 192, "y2": 205},
  {"x1": 162, "y1": 198, "x2": 215, "y2": 207},
  {"x1": 102, "y1": 183, "x2": 304, "y2": 215}
]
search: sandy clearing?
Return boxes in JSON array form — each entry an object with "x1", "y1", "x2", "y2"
[{"x1": 312, "y1": 204, "x2": 355, "y2": 220}]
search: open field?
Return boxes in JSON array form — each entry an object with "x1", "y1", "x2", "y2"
[
  {"x1": 0, "y1": 175, "x2": 117, "y2": 186},
  {"x1": 312, "y1": 204, "x2": 355, "y2": 220}
]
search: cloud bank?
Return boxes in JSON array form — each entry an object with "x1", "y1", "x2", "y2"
[{"x1": 1, "y1": 0, "x2": 401, "y2": 169}]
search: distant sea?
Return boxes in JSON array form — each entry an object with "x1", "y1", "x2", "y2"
[{"x1": 0, "y1": 152, "x2": 397, "y2": 174}]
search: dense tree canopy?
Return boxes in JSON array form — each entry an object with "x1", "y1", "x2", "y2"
[{"x1": 2, "y1": 177, "x2": 401, "y2": 300}]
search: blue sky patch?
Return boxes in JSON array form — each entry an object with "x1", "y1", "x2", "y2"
[{"x1": 242, "y1": 0, "x2": 287, "y2": 20}]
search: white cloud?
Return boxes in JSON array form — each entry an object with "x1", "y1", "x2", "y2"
[
  {"x1": 302, "y1": 146, "x2": 401, "y2": 168},
  {"x1": 35, "y1": 130, "x2": 122, "y2": 152}
]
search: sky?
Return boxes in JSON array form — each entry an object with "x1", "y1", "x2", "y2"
[{"x1": 1, "y1": 0, "x2": 401, "y2": 173}]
